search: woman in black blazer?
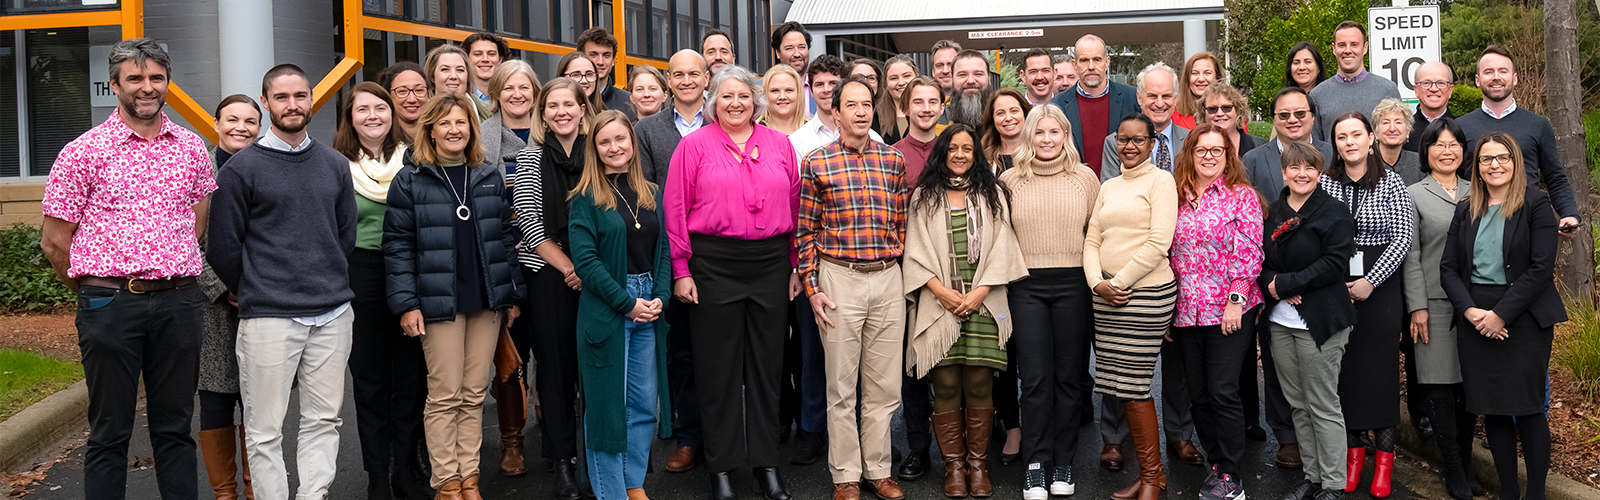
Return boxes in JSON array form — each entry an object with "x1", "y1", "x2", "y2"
[
  {"x1": 1439, "y1": 132, "x2": 1565, "y2": 500},
  {"x1": 1258, "y1": 142, "x2": 1359, "y2": 500}
]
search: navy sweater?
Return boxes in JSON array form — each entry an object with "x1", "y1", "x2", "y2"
[
  {"x1": 1458, "y1": 108, "x2": 1579, "y2": 220},
  {"x1": 207, "y1": 139, "x2": 357, "y2": 319}
]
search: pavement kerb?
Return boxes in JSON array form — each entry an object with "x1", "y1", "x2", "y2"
[
  {"x1": 1398, "y1": 405, "x2": 1600, "y2": 500},
  {"x1": 0, "y1": 379, "x2": 88, "y2": 472}
]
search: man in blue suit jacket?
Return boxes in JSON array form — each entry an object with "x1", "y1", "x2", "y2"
[{"x1": 1047, "y1": 34, "x2": 1139, "y2": 177}]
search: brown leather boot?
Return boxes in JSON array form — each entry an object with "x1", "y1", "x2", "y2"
[
  {"x1": 237, "y1": 426, "x2": 255, "y2": 500},
  {"x1": 930, "y1": 409, "x2": 967, "y2": 498},
  {"x1": 434, "y1": 479, "x2": 464, "y2": 500},
  {"x1": 460, "y1": 474, "x2": 483, "y2": 500},
  {"x1": 200, "y1": 426, "x2": 240, "y2": 500},
  {"x1": 964, "y1": 407, "x2": 996, "y2": 498},
  {"x1": 496, "y1": 381, "x2": 528, "y2": 476},
  {"x1": 1124, "y1": 399, "x2": 1166, "y2": 500}
]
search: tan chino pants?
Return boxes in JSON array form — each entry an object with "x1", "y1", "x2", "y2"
[{"x1": 817, "y1": 259, "x2": 905, "y2": 483}]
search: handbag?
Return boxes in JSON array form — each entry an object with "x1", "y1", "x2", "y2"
[{"x1": 492, "y1": 319, "x2": 528, "y2": 421}]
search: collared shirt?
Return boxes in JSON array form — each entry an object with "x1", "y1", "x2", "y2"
[
  {"x1": 803, "y1": 73, "x2": 817, "y2": 116},
  {"x1": 790, "y1": 117, "x2": 884, "y2": 170},
  {"x1": 42, "y1": 111, "x2": 216, "y2": 279},
  {"x1": 1420, "y1": 108, "x2": 1449, "y2": 122},
  {"x1": 1333, "y1": 68, "x2": 1370, "y2": 84},
  {"x1": 1171, "y1": 179, "x2": 1265, "y2": 327},
  {"x1": 663, "y1": 124, "x2": 801, "y2": 278},
  {"x1": 472, "y1": 87, "x2": 491, "y2": 103},
  {"x1": 258, "y1": 128, "x2": 312, "y2": 152},
  {"x1": 1482, "y1": 98, "x2": 1519, "y2": 119},
  {"x1": 796, "y1": 137, "x2": 909, "y2": 295},
  {"x1": 1153, "y1": 122, "x2": 1176, "y2": 172},
  {"x1": 1076, "y1": 84, "x2": 1109, "y2": 99},
  {"x1": 672, "y1": 104, "x2": 706, "y2": 138},
  {"x1": 1026, "y1": 92, "x2": 1053, "y2": 107}
]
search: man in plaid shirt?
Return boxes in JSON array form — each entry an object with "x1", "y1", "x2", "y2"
[{"x1": 796, "y1": 76, "x2": 910, "y2": 500}]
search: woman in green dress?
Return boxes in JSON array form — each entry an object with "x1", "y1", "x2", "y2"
[{"x1": 903, "y1": 123, "x2": 1030, "y2": 498}]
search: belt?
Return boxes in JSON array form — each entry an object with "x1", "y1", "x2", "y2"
[
  {"x1": 79, "y1": 275, "x2": 197, "y2": 294},
  {"x1": 820, "y1": 254, "x2": 897, "y2": 273}
]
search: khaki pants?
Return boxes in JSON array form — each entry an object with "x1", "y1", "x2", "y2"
[
  {"x1": 818, "y1": 259, "x2": 905, "y2": 483},
  {"x1": 420, "y1": 310, "x2": 501, "y2": 486},
  {"x1": 237, "y1": 308, "x2": 354, "y2": 500}
]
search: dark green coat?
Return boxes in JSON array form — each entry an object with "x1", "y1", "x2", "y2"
[{"x1": 568, "y1": 186, "x2": 673, "y2": 453}]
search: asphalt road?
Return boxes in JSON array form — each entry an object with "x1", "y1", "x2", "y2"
[{"x1": 15, "y1": 371, "x2": 1445, "y2": 500}]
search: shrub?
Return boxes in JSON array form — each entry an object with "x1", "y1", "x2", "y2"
[
  {"x1": 1587, "y1": 109, "x2": 1600, "y2": 190},
  {"x1": 0, "y1": 223, "x2": 73, "y2": 311},
  {"x1": 1225, "y1": 0, "x2": 1367, "y2": 117},
  {"x1": 1449, "y1": 84, "x2": 1483, "y2": 118},
  {"x1": 1559, "y1": 294, "x2": 1600, "y2": 399}
]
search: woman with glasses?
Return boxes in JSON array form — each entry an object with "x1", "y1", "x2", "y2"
[
  {"x1": 379, "y1": 62, "x2": 429, "y2": 141},
  {"x1": 1322, "y1": 112, "x2": 1413, "y2": 499},
  {"x1": 1440, "y1": 133, "x2": 1563, "y2": 500},
  {"x1": 1085, "y1": 113, "x2": 1179, "y2": 500},
  {"x1": 1401, "y1": 117, "x2": 1481, "y2": 500},
  {"x1": 1198, "y1": 83, "x2": 1264, "y2": 156},
  {"x1": 1373, "y1": 99, "x2": 1423, "y2": 185},
  {"x1": 558, "y1": 51, "x2": 608, "y2": 114}
]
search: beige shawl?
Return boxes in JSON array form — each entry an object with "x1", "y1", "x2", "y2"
[
  {"x1": 351, "y1": 145, "x2": 409, "y2": 203},
  {"x1": 902, "y1": 192, "x2": 1030, "y2": 378}
]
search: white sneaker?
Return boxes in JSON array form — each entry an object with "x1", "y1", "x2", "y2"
[
  {"x1": 1049, "y1": 465, "x2": 1075, "y2": 496},
  {"x1": 1023, "y1": 462, "x2": 1049, "y2": 500}
]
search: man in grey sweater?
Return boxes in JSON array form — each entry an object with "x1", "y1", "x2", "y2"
[
  {"x1": 207, "y1": 64, "x2": 357, "y2": 500},
  {"x1": 1309, "y1": 21, "x2": 1401, "y2": 142}
]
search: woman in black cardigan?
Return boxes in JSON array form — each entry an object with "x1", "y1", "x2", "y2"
[
  {"x1": 1440, "y1": 132, "x2": 1565, "y2": 500},
  {"x1": 1258, "y1": 142, "x2": 1358, "y2": 500}
]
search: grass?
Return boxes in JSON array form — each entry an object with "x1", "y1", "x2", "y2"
[{"x1": 0, "y1": 349, "x2": 83, "y2": 422}]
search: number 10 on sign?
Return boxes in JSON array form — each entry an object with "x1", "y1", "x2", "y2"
[{"x1": 1368, "y1": 5, "x2": 1442, "y2": 102}]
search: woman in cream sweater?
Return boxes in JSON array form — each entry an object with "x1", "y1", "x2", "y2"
[{"x1": 1084, "y1": 113, "x2": 1179, "y2": 500}]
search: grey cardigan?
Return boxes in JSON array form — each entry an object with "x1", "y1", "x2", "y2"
[
  {"x1": 480, "y1": 113, "x2": 530, "y2": 170},
  {"x1": 1402, "y1": 175, "x2": 1470, "y2": 312},
  {"x1": 635, "y1": 110, "x2": 685, "y2": 186}
]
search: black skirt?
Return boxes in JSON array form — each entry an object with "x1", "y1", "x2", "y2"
[
  {"x1": 1458, "y1": 284, "x2": 1552, "y2": 416},
  {"x1": 1338, "y1": 244, "x2": 1403, "y2": 430}
]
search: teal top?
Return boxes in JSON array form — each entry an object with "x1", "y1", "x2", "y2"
[
  {"x1": 1471, "y1": 204, "x2": 1507, "y2": 285},
  {"x1": 355, "y1": 195, "x2": 387, "y2": 251}
]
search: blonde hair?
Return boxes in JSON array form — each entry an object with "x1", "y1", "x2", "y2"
[
  {"x1": 423, "y1": 44, "x2": 469, "y2": 93},
  {"x1": 1198, "y1": 82, "x2": 1251, "y2": 124},
  {"x1": 539, "y1": 77, "x2": 593, "y2": 136},
  {"x1": 1011, "y1": 104, "x2": 1083, "y2": 177},
  {"x1": 412, "y1": 93, "x2": 486, "y2": 167},
  {"x1": 1468, "y1": 132, "x2": 1527, "y2": 221},
  {"x1": 487, "y1": 60, "x2": 542, "y2": 119},
  {"x1": 1371, "y1": 98, "x2": 1414, "y2": 135},
  {"x1": 757, "y1": 64, "x2": 810, "y2": 131},
  {"x1": 570, "y1": 110, "x2": 658, "y2": 212}
]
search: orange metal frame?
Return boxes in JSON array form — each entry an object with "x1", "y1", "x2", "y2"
[{"x1": 0, "y1": 0, "x2": 666, "y2": 145}]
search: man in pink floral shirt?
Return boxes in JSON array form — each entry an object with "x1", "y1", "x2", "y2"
[{"x1": 40, "y1": 38, "x2": 213, "y2": 500}]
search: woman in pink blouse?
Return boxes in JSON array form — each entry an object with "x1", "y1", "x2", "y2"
[
  {"x1": 662, "y1": 64, "x2": 801, "y2": 500},
  {"x1": 1167, "y1": 123, "x2": 1264, "y2": 498}
]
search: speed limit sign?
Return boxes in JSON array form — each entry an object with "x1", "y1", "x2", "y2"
[{"x1": 1368, "y1": 5, "x2": 1442, "y2": 102}]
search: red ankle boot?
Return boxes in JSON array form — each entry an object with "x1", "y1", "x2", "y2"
[
  {"x1": 1344, "y1": 448, "x2": 1365, "y2": 492},
  {"x1": 1369, "y1": 451, "x2": 1393, "y2": 498}
]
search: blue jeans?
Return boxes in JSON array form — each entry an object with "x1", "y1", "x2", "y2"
[{"x1": 586, "y1": 273, "x2": 658, "y2": 500}]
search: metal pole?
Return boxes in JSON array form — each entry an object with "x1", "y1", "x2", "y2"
[{"x1": 218, "y1": 0, "x2": 275, "y2": 109}]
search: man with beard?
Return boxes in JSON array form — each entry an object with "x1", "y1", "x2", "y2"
[
  {"x1": 579, "y1": 27, "x2": 636, "y2": 120},
  {"x1": 464, "y1": 32, "x2": 508, "y2": 118},
  {"x1": 42, "y1": 37, "x2": 212, "y2": 500},
  {"x1": 1308, "y1": 21, "x2": 1400, "y2": 142},
  {"x1": 1457, "y1": 45, "x2": 1581, "y2": 231},
  {"x1": 1053, "y1": 54, "x2": 1078, "y2": 95},
  {"x1": 890, "y1": 76, "x2": 947, "y2": 483},
  {"x1": 702, "y1": 29, "x2": 735, "y2": 73},
  {"x1": 1405, "y1": 61, "x2": 1455, "y2": 152},
  {"x1": 772, "y1": 22, "x2": 815, "y2": 114},
  {"x1": 945, "y1": 50, "x2": 991, "y2": 129},
  {"x1": 1020, "y1": 48, "x2": 1055, "y2": 107},
  {"x1": 1048, "y1": 34, "x2": 1138, "y2": 177},
  {"x1": 930, "y1": 40, "x2": 961, "y2": 97},
  {"x1": 208, "y1": 64, "x2": 358, "y2": 500}
]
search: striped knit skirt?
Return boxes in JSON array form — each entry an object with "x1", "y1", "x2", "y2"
[{"x1": 1091, "y1": 280, "x2": 1178, "y2": 400}]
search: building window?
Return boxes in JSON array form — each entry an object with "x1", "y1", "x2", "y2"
[
  {"x1": 625, "y1": 0, "x2": 645, "y2": 55},
  {"x1": 650, "y1": 0, "x2": 670, "y2": 58},
  {"x1": 3, "y1": 0, "x2": 117, "y2": 15},
  {"x1": 1, "y1": 33, "x2": 17, "y2": 178},
  {"x1": 26, "y1": 28, "x2": 92, "y2": 178},
  {"x1": 674, "y1": 0, "x2": 691, "y2": 54}
]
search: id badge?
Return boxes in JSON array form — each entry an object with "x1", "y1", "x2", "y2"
[{"x1": 1349, "y1": 250, "x2": 1365, "y2": 277}]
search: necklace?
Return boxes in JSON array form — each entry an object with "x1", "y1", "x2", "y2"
[
  {"x1": 440, "y1": 165, "x2": 471, "y2": 221},
  {"x1": 609, "y1": 176, "x2": 642, "y2": 229}
]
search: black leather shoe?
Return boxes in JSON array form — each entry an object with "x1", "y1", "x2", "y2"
[
  {"x1": 710, "y1": 471, "x2": 737, "y2": 500},
  {"x1": 753, "y1": 467, "x2": 792, "y2": 500},
  {"x1": 1416, "y1": 416, "x2": 1436, "y2": 439},
  {"x1": 895, "y1": 451, "x2": 928, "y2": 481},
  {"x1": 999, "y1": 451, "x2": 1019, "y2": 466},
  {"x1": 1246, "y1": 425, "x2": 1268, "y2": 442},
  {"x1": 391, "y1": 465, "x2": 434, "y2": 499},
  {"x1": 789, "y1": 431, "x2": 825, "y2": 465},
  {"x1": 368, "y1": 474, "x2": 393, "y2": 500},
  {"x1": 1280, "y1": 479, "x2": 1317, "y2": 500},
  {"x1": 554, "y1": 458, "x2": 581, "y2": 500}
]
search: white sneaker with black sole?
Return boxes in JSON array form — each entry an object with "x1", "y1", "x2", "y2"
[
  {"x1": 1049, "y1": 465, "x2": 1074, "y2": 495},
  {"x1": 1023, "y1": 462, "x2": 1048, "y2": 500}
]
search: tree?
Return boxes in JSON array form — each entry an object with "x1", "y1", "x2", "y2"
[
  {"x1": 1548, "y1": 0, "x2": 1595, "y2": 301},
  {"x1": 1223, "y1": 0, "x2": 1367, "y2": 117}
]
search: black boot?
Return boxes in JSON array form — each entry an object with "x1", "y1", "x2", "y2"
[
  {"x1": 554, "y1": 458, "x2": 581, "y2": 500},
  {"x1": 753, "y1": 467, "x2": 792, "y2": 500},
  {"x1": 896, "y1": 450, "x2": 928, "y2": 481},
  {"x1": 1428, "y1": 394, "x2": 1471, "y2": 500},
  {"x1": 710, "y1": 471, "x2": 737, "y2": 500}
]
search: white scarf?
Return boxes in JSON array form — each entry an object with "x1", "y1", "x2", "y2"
[{"x1": 351, "y1": 145, "x2": 408, "y2": 203}]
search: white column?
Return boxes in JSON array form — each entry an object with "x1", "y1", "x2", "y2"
[
  {"x1": 218, "y1": 0, "x2": 276, "y2": 104},
  {"x1": 810, "y1": 33, "x2": 827, "y2": 61},
  {"x1": 1183, "y1": 19, "x2": 1206, "y2": 59}
]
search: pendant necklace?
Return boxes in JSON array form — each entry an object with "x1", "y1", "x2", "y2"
[
  {"x1": 441, "y1": 165, "x2": 471, "y2": 221},
  {"x1": 609, "y1": 177, "x2": 642, "y2": 229}
]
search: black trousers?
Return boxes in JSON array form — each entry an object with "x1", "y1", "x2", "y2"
[
  {"x1": 902, "y1": 374, "x2": 934, "y2": 455},
  {"x1": 75, "y1": 282, "x2": 201, "y2": 500},
  {"x1": 1172, "y1": 306, "x2": 1259, "y2": 473},
  {"x1": 348, "y1": 249, "x2": 428, "y2": 476},
  {"x1": 687, "y1": 235, "x2": 789, "y2": 472},
  {"x1": 1257, "y1": 316, "x2": 1298, "y2": 444},
  {"x1": 1007, "y1": 268, "x2": 1093, "y2": 469},
  {"x1": 667, "y1": 297, "x2": 702, "y2": 447},
  {"x1": 530, "y1": 264, "x2": 582, "y2": 460}
]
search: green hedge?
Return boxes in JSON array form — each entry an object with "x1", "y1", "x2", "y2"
[
  {"x1": 0, "y1": 223, "x2": 73, "y2": 311},
  {"x1": 1587, "y1": 109, "x2": 1600, "y2": 191},
  {"x1": 1449, "y1": 85, "x2": 1484, "y2": 119}
]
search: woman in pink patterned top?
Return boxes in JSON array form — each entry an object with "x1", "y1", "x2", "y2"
[{"x1": 1166, "y1": 123, "x2": 1264, "y2": 497}]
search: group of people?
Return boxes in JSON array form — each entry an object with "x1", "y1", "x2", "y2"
[{"x1": 39, "y1": 17, "x2": 1574, "y2": 500}]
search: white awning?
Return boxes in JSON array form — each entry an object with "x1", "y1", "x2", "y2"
[{"x1": 786, "y1": 0, "x2": 1226, "y2": 30}]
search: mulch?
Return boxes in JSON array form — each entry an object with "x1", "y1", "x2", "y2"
[{"x1": 0, "y1": 312, "x2": 78, "y2": 362}]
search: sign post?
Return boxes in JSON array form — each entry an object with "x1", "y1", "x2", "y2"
[{"x1": 1367, "y1": 5, "x2": 1441, "y2": 104}]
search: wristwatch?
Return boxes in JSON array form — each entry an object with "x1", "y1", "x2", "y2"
[{"x1": 1228, "y1": 292, "x2": 1247, "y2": 305}]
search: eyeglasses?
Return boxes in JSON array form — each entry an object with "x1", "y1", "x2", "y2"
[
  {"x1": 1478, "y1": 153, "x2": 1514, "y2": 166},
  {"x1": 1428, "y1": 141, "x2": 1462, "y2": 150},
  {"x1": 390, "y1": 86, "x2": 428, "y2": 98},
  {"x1": 1204, "y1": 105, "x2": 1235, "y2": 115},
  {"x1": 1275, "y1": 110, "x2": 1310, "y2": 121},
  {"x1": 1416, "y1": 80, "x2": 1451, "y2": 90},
  {"x1": 1114, "y1": 136, "x2": 1152, "y2": 147},
  {"x1": 565, "y1": 71, "x2": 597, "y2": 82},
  {"x1": 1193, "y1": 147, "x2": 1227, "y2": 158}
]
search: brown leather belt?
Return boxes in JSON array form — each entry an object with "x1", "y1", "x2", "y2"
[
  {"x1": 79, "y1": 275, "x2": 197, "y2": 294},
  {"x1": 820, "y1": 255, "x2": 897, "y2": 273}
]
